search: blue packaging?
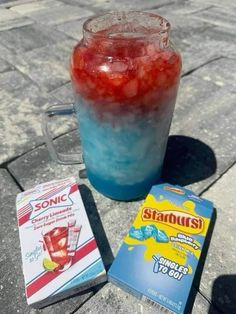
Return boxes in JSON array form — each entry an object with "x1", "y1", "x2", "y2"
[{"x1": 108, "y1": 184, "x2": 213, "y2": 313}]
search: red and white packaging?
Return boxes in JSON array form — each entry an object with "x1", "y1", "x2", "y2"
[{"x1": 16, "y1": 177, "x2": 106, "y2": 308}]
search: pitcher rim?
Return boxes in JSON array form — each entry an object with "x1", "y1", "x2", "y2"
[{"x1": 83, "y1": 11, "x2": 171, "y2": 41}]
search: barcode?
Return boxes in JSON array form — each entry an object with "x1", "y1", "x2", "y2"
[{"x1": 142, "y1": 296, "x2": 175, "y2": 314}]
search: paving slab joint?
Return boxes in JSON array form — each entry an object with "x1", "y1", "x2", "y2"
[
  {"x1": 188, "y1": 5, "x2": 214, "y2": 15},
  {"x1": 198, "y1": 289, "x2": 225, "y2": 314},
  {"x1": 199, "y1": 160, "x2": 236, "y2": 196},
  {"x1": 2, "y1": 167, "x2": 24, "y2": 191},
  {"x1": 145, "y1": 1, "x2": 176, "y2": 11},
  {"x1": 68, "y1": 287, "x2": 100, "y2": 314},
  {"x1": 182, "y1": 56, "x2": 224, "y2": 78}
]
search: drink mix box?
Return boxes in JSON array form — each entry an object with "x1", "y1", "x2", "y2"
[
  {"x1": 108, "y1": 184, "x2": 213, "y2": 314},
  {"x1": 16, "y1": 177, "x2": 106, "y2": 308}
]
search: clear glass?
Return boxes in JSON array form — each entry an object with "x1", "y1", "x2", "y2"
[{"x1": 70, "y1": 11, "x2": 182, "y2": 200}]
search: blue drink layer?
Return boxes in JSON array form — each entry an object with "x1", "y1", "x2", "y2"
[
  {"x1": 75, "y1": 100, "x2": 174, "y2": 200},
  {"x1": 87, "y1": 168, "x2": 161, "y2": 201}
]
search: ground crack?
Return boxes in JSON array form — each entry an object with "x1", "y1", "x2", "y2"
[
  {"x1": 182, "y1": 56, "x2": 224, "y2": 78},
  {"x1": 198, "y1": 288, "x2": 225, "y2": 314},
  {"x1": 199, "y1": 160, "x2": 236, "y2": 196}
]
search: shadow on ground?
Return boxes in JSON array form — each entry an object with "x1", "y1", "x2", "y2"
[
  {"x1": 163, "y1": 136, "x2": 217, "y2": 313},
  {"x1": 163, "y1": 135, "x2": 217, "y2": 186},
  {"x1": 79, "y1": 184, "x2": 114, "y2": 270},
  {"x1": 209, "y1": 275, "x2": 236, "y2": 314},
  {"x1": 184, "y1": 207, "x2": 217, "y2": 313}
]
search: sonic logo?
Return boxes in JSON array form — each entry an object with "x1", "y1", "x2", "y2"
[
  {"x1": 142, "y1": 207, "x2": 204, "y2": 234},
  {"x1": 30, "y1": 187, "x2": 73, "y2": 220},
  {"x1": 33, "y1": 194, "x2": 67, "y2": 211}
]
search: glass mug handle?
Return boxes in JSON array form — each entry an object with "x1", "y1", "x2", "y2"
[{"x1": 42, "y1": 103, "x2": 83, "y2": 165}]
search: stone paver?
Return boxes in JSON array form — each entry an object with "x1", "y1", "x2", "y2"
[
  {"x1": 6, "y1": 39, "x2": 76, "y2": 92},
  {"x1": 180, "y1": 33, "x2": 236, "y2": 68},
  {"x1": 8, "y1": 131, "x2": 82, "y2": 190},
  {"x1": 55, "y1": 17, "x2": 88, "y2": 40},
  {"x1": 0, "y1": 23, "x2": 70, "y2": 53},
  {"x1": 10, "y1": 0, "x2": 64, "y2": 15},
  {"x1": 0, "y1": 70, "x2": 74, "y2": 164},
  {"x1": 0, "y1": 0, "x2": 38, "y2": 8},
  {"x1": 62, "y1": 0, "x2": 175, "y2": 12},
  {"x1": 1, "y1": 0, "x2": 236, "y2": 313},
  {"x1": 194, "y1": 0, "x2": 236, "y2": 7},
  {"x1": 155, "y1": 1, "x2": 212, "y2": 15},
  {"x1": 0, "y1": 168, "x2": 24, "y2": 313},
  {"x1": 192, "y1": 57, "x2": 236, "y2": 92},
  {"x1": 75, "y1": 283, "x2": 218, "y2": 314},
  {"x1": 166, "y1": 73, "x2": 236, "y2": 193},
  {"x1": 0, "y1": 58, "x2": 12, "y2": 73},
  {"x1": 193, "y1": 5, "x2": 236, "y2": 30},
  {"x1": 199, "y1": 164, "x2": 236, "y2": 314},
  {"x1": 11, "y1": 1, "x2": 93, "y2": 26},
  {"x1": 50, "y1": 82, "x2": 75, "y2": 104},
  {"x1": 149, "y1": 5, "x2": 213, "y2": 40},
  {"x1": 0, "y1": 8, "x2": 33, "y2": 31},
  {"x1": 0, "y1": 43, "x2": 14, "y2": 63}
]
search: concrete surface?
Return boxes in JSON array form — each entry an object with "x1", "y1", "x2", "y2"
[{"x1": 0, "y1": 0, "x2": 236, "y2": 313}]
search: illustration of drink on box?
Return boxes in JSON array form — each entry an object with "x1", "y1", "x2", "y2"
[
  {"x1": 41, "y1": 220, "x2": 82, "y2": 272},
  {"x1": 16, "y1": 177, "x2": 106, "y2": 308}
]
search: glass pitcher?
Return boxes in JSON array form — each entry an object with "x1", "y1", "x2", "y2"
[{"x1": 43, "y1": 11, "x2": 182, "y2": 201}]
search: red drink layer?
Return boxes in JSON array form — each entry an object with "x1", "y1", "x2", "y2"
[{"x1": 71, "y1": 32, "x2": 181, "y2": 117}]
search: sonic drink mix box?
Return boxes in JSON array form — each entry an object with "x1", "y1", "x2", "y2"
[
  {"x1": 108, "y1": 184, "x2": 213, "y2": 314},
  {"x1": 16, "y1": 177, "x2": 106, "y2": 308}
]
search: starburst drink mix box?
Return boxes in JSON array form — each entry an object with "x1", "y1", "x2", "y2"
[
  {"x1": 108, "y1": 184, "x2": 213, "y2": 314},
  {"x1": 16, "y1": 177, "x2": 106, "y2": 308}
]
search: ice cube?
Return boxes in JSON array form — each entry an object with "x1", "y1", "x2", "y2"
[
  {"x1": 58, "y1": 237, "x2": 67, "y2": 248},
  {"x1": 109, "y1": 72, "x2": 124, "y2": 86},
  {"x1": 156, "y1": 72, "x2": 167, "y2": 87},
  {"x1": 51, "y1": 249, "x2": 67, "y2": 258},
  {"x1": 52, "y1": 227, "x2": 60, "y2": 237},
  {"x1": 140, "y1": 225, "x2": 157, "y2": 239},
  {"x1": 129, "y1": 227, "x2": 145, "y2": 241},
  {"x1": 146, "y1": 44, "x2": 156, "y2": 57},
  {"x1": 123, "y1": 79, "x2": 138, "y2": 98},
  {"x1": 152, "y1": 229, "x2": 169, "y2": 243},
  {"x1": 110, "y1": 61, "x2": 128, "y2": 72}
]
